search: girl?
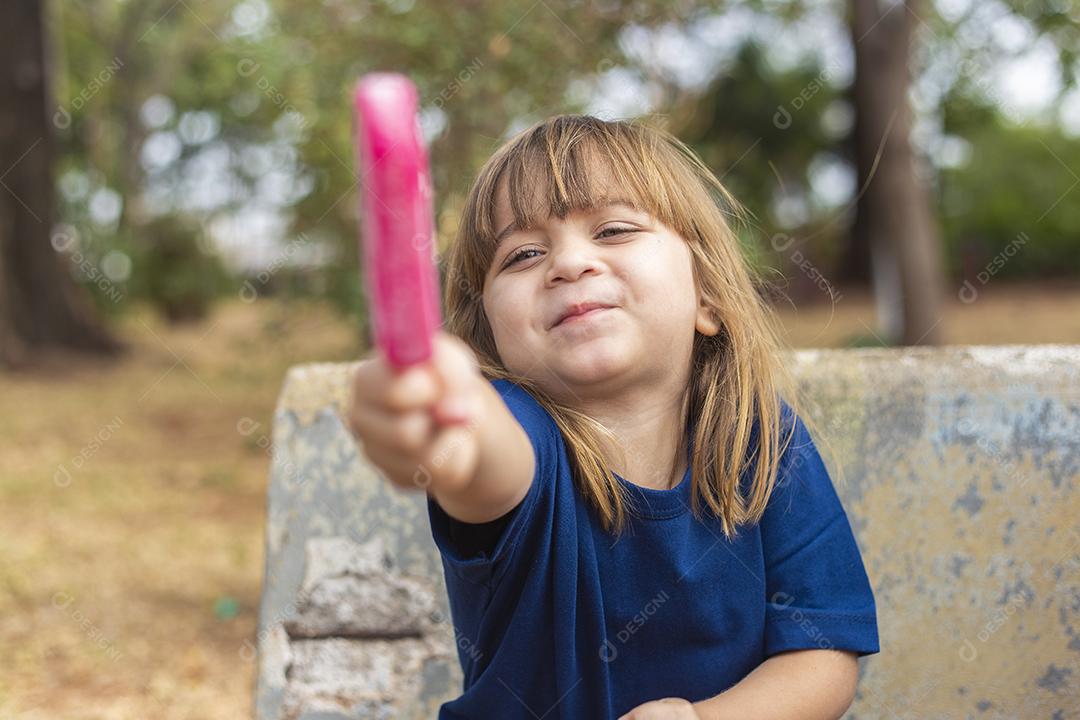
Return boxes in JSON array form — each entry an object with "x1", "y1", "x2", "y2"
[{"x1": 346, "y1": 115, "x2": 878, "y2": 719}]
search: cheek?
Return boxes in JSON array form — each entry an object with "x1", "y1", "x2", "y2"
[
  {"x1": 620, "y1": 245, "x2": 697, "y2": 317},
  {"x1": 483, "y1": 284, "x2": 536, "y2": 350}
]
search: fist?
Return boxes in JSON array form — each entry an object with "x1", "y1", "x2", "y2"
[{"x1": 345, "y1": 331, "x2": 486, "y2": 494}]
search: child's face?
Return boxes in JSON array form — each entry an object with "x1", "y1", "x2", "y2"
[{"x1": 482, "y1": 179, "x2": 718, "y2": 402}]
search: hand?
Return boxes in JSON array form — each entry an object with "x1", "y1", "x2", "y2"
[
  {"x1": 345, "y1": 331, "x2": 486, "y2": 494},
  {"x1": 617, "y1": 697, "x2": 700, "y2": 720}
]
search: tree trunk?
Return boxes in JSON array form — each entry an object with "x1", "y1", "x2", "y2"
[
  {"x1": 849, "y1": 0, "x2": 946, "y2": 345},
  {"x1": 0, "y1": 0, "x2": 121, "y2": 368},
  {"x1": 838, "y1": 78, "x2": 873, "y2": 288}
]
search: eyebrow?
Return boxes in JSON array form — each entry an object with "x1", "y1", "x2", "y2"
[
  {"x1": 493, "y1": 200, "x2": 642, "y2": 248},
  {"x1": 494, "y1": 221, "x2": 518, "y2": 247}
]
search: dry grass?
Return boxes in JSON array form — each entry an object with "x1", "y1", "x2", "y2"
[
  {"x1": 772, "y1": 280, "x2": 1080, "y2": 348},
  {"x1": 0, "y1": 298, "x2": 361, "y2": 720},
  {"x1": 1, "y1": 282, "x2": 1077, "y2": 719}
]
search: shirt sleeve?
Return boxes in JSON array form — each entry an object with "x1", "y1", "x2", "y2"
[
  {"x1": 445, "y1": 504, "x2": 518, "y2": 560},
  {"x1": 425, "y1": 378, "x2": 560, "y2": 587},
  {"x1": 760, "y1": 403, "x2": 880, "y2": 658}
]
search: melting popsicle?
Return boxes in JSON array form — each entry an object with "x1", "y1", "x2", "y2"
[{"x1": 354, "y1": 73, "x2": 442, "y2": 369}]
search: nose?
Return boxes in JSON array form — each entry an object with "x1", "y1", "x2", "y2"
[{"x1": 544, "y1": 233, "x2": 602, "y2": 286}]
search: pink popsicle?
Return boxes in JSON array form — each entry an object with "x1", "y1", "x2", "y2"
[{"x1": 354, "y1": 73, "x2": 442, "y2": 369}]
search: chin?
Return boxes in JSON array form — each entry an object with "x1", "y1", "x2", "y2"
[{"x1": 550, "y1": 341, "x2": 633, "y2": 386}]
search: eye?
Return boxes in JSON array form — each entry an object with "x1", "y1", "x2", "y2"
[
  {"x1": 596, "y1": 225, "x2": 637, "y2": 239},
  {"x1": 500, "y1": 226, "x2": 638, "y2": 270},
  {"x1": 504, "y1": 247, "x2": 543, "y2": 267}
]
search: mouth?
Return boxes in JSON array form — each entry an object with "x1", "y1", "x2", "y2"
[{"x1": 551, "y1": 303, "x2": 616, "y2": 329}]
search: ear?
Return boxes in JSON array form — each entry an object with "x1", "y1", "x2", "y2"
[{"x1": 695, "y1": 299, "x2": 721, "y2": 336}]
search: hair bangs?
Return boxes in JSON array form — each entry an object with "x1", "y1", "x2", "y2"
[{"x1": 475, "y1": 118, "x2": 684, "y2": 261}]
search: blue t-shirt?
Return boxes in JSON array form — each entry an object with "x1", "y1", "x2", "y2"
[{"x1": 426, "y1": 378, "x2": 878, "y2": 719}]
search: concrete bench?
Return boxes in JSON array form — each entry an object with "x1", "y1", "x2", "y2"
[{"x1": 253, "y1": 345, "x2": 1080, "y2": 719}]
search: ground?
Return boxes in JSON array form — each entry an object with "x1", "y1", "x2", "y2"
[{"x1": 0, "y1": 282, "x2": 1077, "y2": 719}]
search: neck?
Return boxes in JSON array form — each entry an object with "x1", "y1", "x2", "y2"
[{"x1": 575, "y1": 373, "x2": 691, "y2": 491}]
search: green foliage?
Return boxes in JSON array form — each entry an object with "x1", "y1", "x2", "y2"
[
  {"x1": 52, "y1": 0, "x2": 700, "y2": 324},
  {"x1": 129, "y1": 216, "x2": 235, "y2": 323},
  {"x1": 269, "y1": 0, "x2": 694, "y2": 323},
  {"x1": 938, "y1": 122, "x2": 1080, "y2": 279},
  {"x1": 678, "y1": 40, "x2": 852, "y2": 290},
  {"x1": 47, "y1": 0, "x2": 1080, "y2": 327}
]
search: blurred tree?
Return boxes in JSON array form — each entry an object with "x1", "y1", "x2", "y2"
[
  {"x1": 843, "y1": 0, "x2": 1079, "y2": 342},
  {"x1": 56, "y1": 0, "x2": 251, "y2": 322},
  {"x1": 131, "y1": 215, "x2": 233, "y2": 323},
  {"x1": 666, "y1": 0, "x2": 1078, "y2": 344},
  {"x1": 849, "y1": 0, "x2": 945, "y2": 345},
  {"x1": 672, "y1": 40, "x2": 849, "y2": 301},
  {"x1": 0, "y1": 0, "x2": 120, "y2": 368},
  {"x1": 36, "y1": 0, "x2": 1080, "y2": 350},
  {"x1": 659, "y1": 2, "x2": 948, "y2": 344},
  {"x1": 939, "y1": 119, "x2": 1080, "y2": 281},
  {"x1": 264, "y1": 0, "x2": 717, "y2": 336},
  {"x1": 933, "y1": 2, "x2": 1080, "y2": 286},
  {"x1": 50, "y1": 0, "x2": 707, "y2": 334}
]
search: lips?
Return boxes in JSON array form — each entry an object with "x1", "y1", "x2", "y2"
[{"x1": 551, "y1": 301, "x2": 616, "y2": 329}]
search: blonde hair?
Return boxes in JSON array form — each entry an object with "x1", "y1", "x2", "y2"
[{"x1": 443, "y1": 114, "x2": 817, "y2": 540}]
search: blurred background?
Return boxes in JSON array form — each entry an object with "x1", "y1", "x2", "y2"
[{"x1": 1, "y1": 0, "x2": 1078, "y2": 717}]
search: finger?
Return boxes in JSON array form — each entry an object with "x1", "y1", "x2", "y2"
[
  {"x1": 429, "y1": 334, "x2": 481, "y2": 424},
  {"x1": 421, "y1": 423, "x2": 479, "y2": 494},
  {"x1": 361, "y1": 443, "x2": 432, "y2": 490},
  {"x1": 347, "y1": 400, "x2": 434, "y2": 456},
  {"x1": 351, "y1": 352, "x2": 440, "y2": 412},
  {"x1": 382, "y1": 361, "x2": 441, "y2": 411},
  {"x1": 349, "y1": 354, "x2": 392, "y2": 404}
]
